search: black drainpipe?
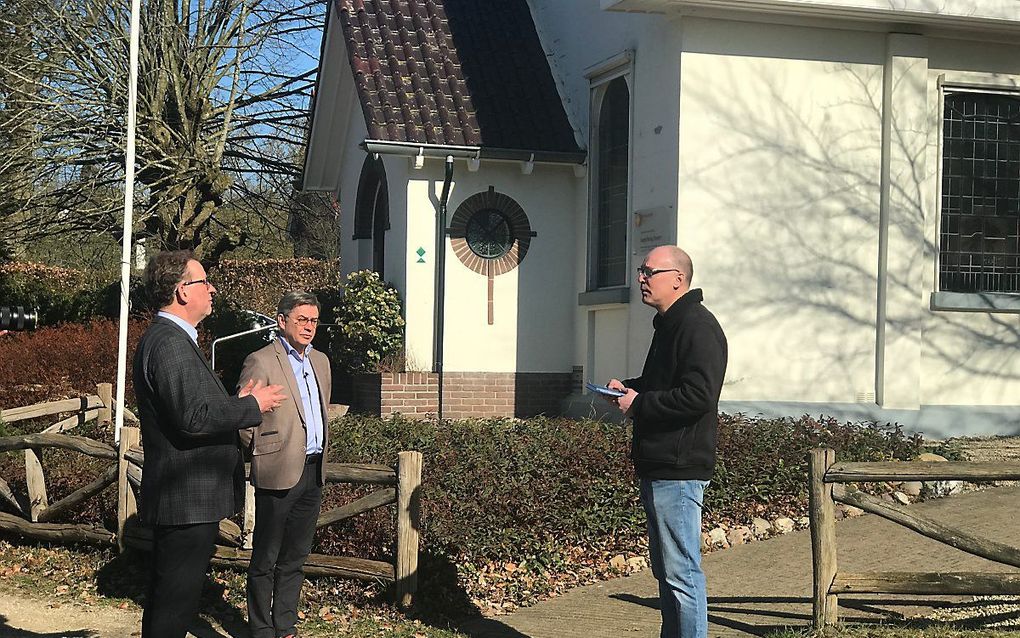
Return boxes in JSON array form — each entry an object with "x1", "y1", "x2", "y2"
[{"x1": 434, "y1": 155, "x2": 454, "y2": 422}]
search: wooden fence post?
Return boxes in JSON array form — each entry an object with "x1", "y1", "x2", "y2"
[
  {"x1": 97, "y1": 383, "x2": 113, "y2": 425},
  {"x1": 810, "y1": 448, "x2": 838, "y2": 628},
  {"x1": 117, "y1": 425, "x2": 140, "y2": 552},
  {"x1": 242, "y1": 482, "x2": 256, "y2": 550},
  {"x1": 24, "y1": 449, "x2": 48, "y2": 521},
  {"x1": 395, "y1": 451, "x2": 422, "y2": 608}
]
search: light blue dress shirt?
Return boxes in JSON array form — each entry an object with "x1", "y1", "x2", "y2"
[
  {"x1": 157, "y1": 311, "x2": 198, "y2": 345},
  {"x1": 278, "y1": 336, "x2": 324, "y2": 455}
]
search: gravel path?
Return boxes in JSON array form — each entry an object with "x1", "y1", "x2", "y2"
[
  {"x1": 0, "y1": 589, "x2": 139, "y2": 638},
  {"x1": 953, "y1": 436, "x2": 1020, "y2": 464},
  {"x1": 0, "y1": 588, "x2": 240, "y2": 638}
]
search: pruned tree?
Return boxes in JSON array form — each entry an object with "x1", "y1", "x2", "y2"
[
  {"x1": 0, "y1": 0, "x2": 322, "y2": 264},
  {"x1": 0, "y1": 0, "x2": 45, "y2": 262}
]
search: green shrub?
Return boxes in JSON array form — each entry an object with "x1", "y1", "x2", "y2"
[
  {"x1": 710, "y1": 414, "x2": 923, "y2": 522},
  {"x1": 330, "y1": 270, "x2": 405, "y2": 373},
  {"x1": 318, "y1": 413, "x2": 922, "y2": 612},
  {"x1": 0, "y1": 262, "x2": 104, "y2": 325}
]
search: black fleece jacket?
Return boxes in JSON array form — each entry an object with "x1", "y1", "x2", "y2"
[{"x1": 624, "y1": 289, "x2": 727, "y2": 480}]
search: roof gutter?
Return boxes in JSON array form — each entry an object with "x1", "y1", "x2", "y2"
[
  {"x1": 603, "y1": 0, "x2": 1020, "y2": 34},
  {"x1": 362, "y1": 140, "x2": 587, "y2": 165}
]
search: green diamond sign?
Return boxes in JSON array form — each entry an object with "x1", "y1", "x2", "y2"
[{"x1": 416, "y1": 247, "x2": 426, "y2": 263}]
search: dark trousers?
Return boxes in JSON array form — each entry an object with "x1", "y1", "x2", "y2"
[
  {"x1": 247, "y1": 460, "x2": 323, "y2": 638},
  {"x1": 142, "y1": 521, "x2": 219, "y2": 638}
]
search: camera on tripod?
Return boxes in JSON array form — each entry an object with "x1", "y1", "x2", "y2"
[{"x1": 0, "y1": 306, "x2": 38, "y2": 331}]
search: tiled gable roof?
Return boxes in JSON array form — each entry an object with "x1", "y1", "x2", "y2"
[{"x1": 337, "y1": 0, "x2": 582, "y2": 155}]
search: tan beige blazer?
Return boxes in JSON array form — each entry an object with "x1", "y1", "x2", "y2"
[{"x1": 238, "y1": 339, "x2": 331, "y2": 490}]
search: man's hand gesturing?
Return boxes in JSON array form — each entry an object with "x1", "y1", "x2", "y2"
[{"x1": 239, "y1": 379, "x2": 287, "y2": 413}]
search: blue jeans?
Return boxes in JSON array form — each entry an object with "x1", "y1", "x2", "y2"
[{"x1": 640, "y1": 478, "x2": 709, "y2": 638}]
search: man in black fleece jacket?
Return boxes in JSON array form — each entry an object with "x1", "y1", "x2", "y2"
[{"x1": 609, "y1": 245, "x2": 727, "y2": 638}]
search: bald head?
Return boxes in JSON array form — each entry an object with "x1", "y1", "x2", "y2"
[
  {"x1": 647, "y1": 245, "x2": 693, "y2": 284},
  {"x1": 639, "y1": 245, "x2": 695, "y2": 313}
]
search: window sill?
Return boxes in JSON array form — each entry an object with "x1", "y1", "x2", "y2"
[
  {"x1": 578, "y1": 288, "x2": 630, "y2": 306},
  {"x1": 930, "y1": 291, "x2": 1020, "y2": 313}
]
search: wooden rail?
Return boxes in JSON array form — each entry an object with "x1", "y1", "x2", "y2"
[
  {"x1": 117, "y1": 425, "x2": 423, "y2": 605},
  {"x1": 0, "y1": 384, "x2": 123, "y2": 536},
  {"x1": 0, "y1": 389, "x2": 423, "y2": 606},
  {"x1": 809, "y1": 448, "x2": 1020, "y2": 628},
  {"x1": 0, "y1": 384, "x2": 136, "y2": 427}
]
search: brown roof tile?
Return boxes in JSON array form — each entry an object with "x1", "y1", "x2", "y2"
[{"x1": 336, "y1": 0, "x2": 581, "y2": 154}]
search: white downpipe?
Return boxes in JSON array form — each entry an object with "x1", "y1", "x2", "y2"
[{"x1": 115, "y1": 0, "x2": 142, "y2": 444}]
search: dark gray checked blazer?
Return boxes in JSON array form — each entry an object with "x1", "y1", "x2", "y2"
[{"x1": 133, "y1": 316, "x2": 263, "y2": 526}]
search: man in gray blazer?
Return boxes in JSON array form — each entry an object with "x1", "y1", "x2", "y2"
[
  {"x1": 239, "y1": 291, "x2": 331, "y2": 638},
  {"x1": 133, "y1": 250, "x2": 286, "y2": 638}
]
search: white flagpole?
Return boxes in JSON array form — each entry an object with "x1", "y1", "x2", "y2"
[{"x1": 115, "y1": 0, "x2": 142, "y2": 444}]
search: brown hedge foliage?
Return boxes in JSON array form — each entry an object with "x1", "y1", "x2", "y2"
[
  {"x1": 210, "y1": 258, "x2": 341, "y2": 315},
  {"x1": 0, "y1": 258, "x2": 343, "y2": 412},
  {"x1": 0, "y1": 262, "x2": 92, "y2": 289},
  {"x1": 0, "y1": 318, "x2": 148, "y2": 410}
]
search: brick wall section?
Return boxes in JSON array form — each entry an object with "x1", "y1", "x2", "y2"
[
  {"x1": 513, "y1": 368, "x2": 582, "y2": 417},
  {"x1": 351, "y1": 369, "x2": 582, "y2": 419}
]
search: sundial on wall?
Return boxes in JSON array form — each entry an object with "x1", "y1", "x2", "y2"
[{"x1": 448, "y1": 186, "x2": 536, "y2": 325}]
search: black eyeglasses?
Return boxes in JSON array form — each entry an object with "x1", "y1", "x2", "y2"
[
  {"x1": 290, "y1": 315, "x2": 319, "y2": 327},
  {"x1": 181, "y1": 279, "x2": 211, "y2": 289},
  {"x1": 636, "y1": 266, "x2": 680, "y2": 279}
]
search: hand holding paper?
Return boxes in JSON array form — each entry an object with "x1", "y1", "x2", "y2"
[{"x1": 586, "y1": 381, "x2": 626, "y2": 398}]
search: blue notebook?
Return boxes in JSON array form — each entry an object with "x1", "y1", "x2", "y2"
[{"x1": 585, "y1": 382, "x2": 626, "y2": 398}]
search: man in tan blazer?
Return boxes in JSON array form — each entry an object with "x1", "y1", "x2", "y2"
[{"x1": 239, "y1": 291, "x2": 331, "y2": 638}]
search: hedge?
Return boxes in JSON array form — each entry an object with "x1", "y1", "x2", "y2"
[
  {"x1": 0, "y1": 258, "x2": 344, "y2": 326},
  {"x1": 0, "y1": 318, "x2": 148, "y2": 410},
  {"x1": 0, "y1": 258, "x2": 397, "y2": 403},
  {"x1": 315, "y1": 414, "x2": 922, "y2": 612},
  {"x1": 209, "y1": 258, "x2": 342, "y2": 317},
  {"x1": 0, "y1": 262, "x2": 108, "y2": 325}
]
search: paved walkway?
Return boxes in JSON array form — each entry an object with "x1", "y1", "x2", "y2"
[{"x1": 463, "y1": 485, "x2": 1020, "y2": 637}]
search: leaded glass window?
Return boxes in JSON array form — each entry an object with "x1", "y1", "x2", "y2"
[
  {"x1": 593, "y1": 77, "x2": 630, "y2": 288},
  {"x1": 466, "y1": 209, "x2": 514, "y2": 259},
  {"x1": 939, "y1": 91, "x2": 1020, "y2": 293}
]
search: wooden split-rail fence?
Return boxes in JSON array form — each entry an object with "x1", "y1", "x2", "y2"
[
  {"x1": 809, "y1": 447, "x2": 1020, "y2": 628},
  {"x1": 0, "y1": 385, "x2": 423, "y2": 605}
]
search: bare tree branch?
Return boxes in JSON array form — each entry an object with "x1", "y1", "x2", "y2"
[{"x1": 0, "y1": 0, "x2": 323, "y2": 265}]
